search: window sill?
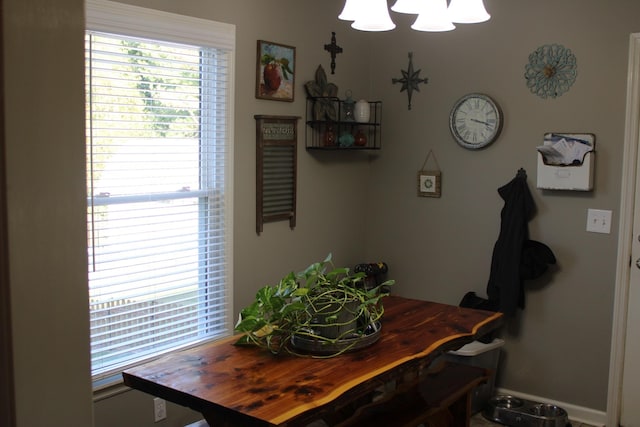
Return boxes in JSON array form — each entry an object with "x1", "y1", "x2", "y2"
[
  {"x1": 92, "y1": 374, "x2": 130, "y2": 402},
  {"x1": 91, "y1": 335, "x2": 232, "y2": 402}
]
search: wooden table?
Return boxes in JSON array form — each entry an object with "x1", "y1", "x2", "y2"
[{"x1": 123, "y1": 296, "x2": 503, "y2": 427}]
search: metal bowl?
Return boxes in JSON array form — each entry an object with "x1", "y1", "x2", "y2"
[
  {"x1": 529, "y1": 403, "x2": 568, "y2": 418},
  {"x1": 483, "y1": 395, "x2": 570, "y2": 427},
  {"x1": 491, "y1": 395, "x2": 525, "y2": 409},
  {"x1": 290, "y1": 321, "x2": 381, "y2": 355}
]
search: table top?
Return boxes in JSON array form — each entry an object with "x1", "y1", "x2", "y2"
[{"x1": 123, "y1": 296, "x2": 502, "y2": 426}]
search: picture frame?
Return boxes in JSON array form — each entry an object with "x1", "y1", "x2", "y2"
[
  {"x1": 256, "y1": 40, "x2": 296, "y2": 102},
  {"x1": 418, "y1": 171, "x2": 441, "y2": 198}
]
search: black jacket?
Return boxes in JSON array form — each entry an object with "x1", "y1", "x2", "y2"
[{"x1": 486, "y1": 173, "x2": 535, "y2": 316}]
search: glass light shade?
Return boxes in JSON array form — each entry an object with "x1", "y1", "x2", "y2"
[
  {"x1": 448, "y1": 0, "x2": 491, "y2": 23},
  {"x1": 338, "y1": 0, "x2": 362, "y2": 21},
  {"x1": 390, "y1": 0, "x2": 423, "y2": 14},
  {"x1": 351, "y1": 0, "x2": 396, "y2": 31},
  {"x1": 411, "y1": 0, "x2": 455, "y2": 32}
]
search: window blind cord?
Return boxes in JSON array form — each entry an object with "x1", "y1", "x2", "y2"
[{"x1": 87, "y1": 33, "x2": 97, "y2": 273}]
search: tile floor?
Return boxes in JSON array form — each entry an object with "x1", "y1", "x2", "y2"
[{"x1": 470, "y1": 411, "x2": 596, "y2": 427}]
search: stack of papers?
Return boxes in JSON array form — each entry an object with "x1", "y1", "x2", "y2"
[{"x1": 537, "y1": 133, "x2": 594, "y2": 166}]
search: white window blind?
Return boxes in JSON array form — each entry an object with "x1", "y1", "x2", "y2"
[{"x1": 85, "y1": 0, "x2": 234, "y2": 382}]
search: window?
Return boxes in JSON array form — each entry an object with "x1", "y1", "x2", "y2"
[{"x1": 85, "y1": 0, "x2": 234, "y2": 383}]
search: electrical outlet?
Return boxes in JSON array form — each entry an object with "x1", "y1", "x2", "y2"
[
  {"x1": 586, "y1": 208, "x2": 612, "y2": 234},
  {"x1": 153, "y1": 397, "x2": 167, "y2": 422}
]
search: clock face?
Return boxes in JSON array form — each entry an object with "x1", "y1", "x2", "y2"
[{"x1": 449, "y1": 93, "x2": 503, "y2": 149}]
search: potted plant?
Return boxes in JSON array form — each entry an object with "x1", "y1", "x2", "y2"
[{"x1": 234, "y1": 254, "x2": 394, "y2": 357}]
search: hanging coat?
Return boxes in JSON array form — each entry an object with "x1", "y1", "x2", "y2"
[{"x1": 486, "y1": 172, "x2": 535, "y2": 316}]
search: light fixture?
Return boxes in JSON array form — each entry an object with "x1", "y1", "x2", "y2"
[
  {"x1": 411, "y1": 0, "x2": 455, "y2": 32},
  {"x1": 339, "y1": 0, "x2": 490, "y2": 32},
  {"x1": 338, "y1": 0, "x2": 362, "y2": 21},
  {"x1": 390, "y1": 0, "x2": 423, "y2": 14},
  {"x1": 448, "y1": 0, "x2": 491, "y2": 23},
  {"x1": 350, "y1": 0, "x2": 396, "y2": 32}
]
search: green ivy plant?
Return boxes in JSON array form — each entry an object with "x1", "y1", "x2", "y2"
[{"x1": 234, "y1": 254, "x2": 394, "y2": 357}]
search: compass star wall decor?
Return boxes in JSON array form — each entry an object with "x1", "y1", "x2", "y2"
[{"x1": 392, "y1": 52, "x2": 428, "y2": 110}]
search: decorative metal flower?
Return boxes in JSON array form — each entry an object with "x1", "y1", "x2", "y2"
[
  {"x1": 524, "y1": 44, "x2": 577, "y2": 99},
  {"x1": 304, "y1": 65, "x2": 338, "y2": 121}
]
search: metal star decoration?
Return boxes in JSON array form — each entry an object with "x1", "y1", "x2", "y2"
[{"x1": 392, "y1": 52, "x2": 428, "y2": 110}]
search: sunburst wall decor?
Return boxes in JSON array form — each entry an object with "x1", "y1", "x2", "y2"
[{"x1": 524, "y1": 44, "x2": 577, "y2": 99}]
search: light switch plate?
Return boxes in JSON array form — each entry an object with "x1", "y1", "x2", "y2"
[{"x1": 586, "y1": 209, "x2": 612, "y2": 234}]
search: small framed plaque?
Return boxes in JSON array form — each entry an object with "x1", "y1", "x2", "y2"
[{"x1": 418, "y1": 171, "x2": 441, "y2": 198}]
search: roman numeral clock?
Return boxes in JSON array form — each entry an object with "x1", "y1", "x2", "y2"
[{"x1": 449, "y1": 93, "x2": 503, "y2": 150}]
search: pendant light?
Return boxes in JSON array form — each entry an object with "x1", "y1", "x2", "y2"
[
  {"x1": 447, "y1": 0, "x2": 491, "y2": 23},
  {"x1": 338, "y1": 0, "x2": 362, "y2": 21},
  {"x1": 351, "y1": 0, "x2": 396, "y2": 31},
  {"x1": 411, "y1": 0, "x2": 455, "y2": 32},
  {"x1": 339, "y1": 0, "x2": 490, "y2": 32},
  {"x1": 390, "y1": 0, "x2": 423, "y2": 14}
]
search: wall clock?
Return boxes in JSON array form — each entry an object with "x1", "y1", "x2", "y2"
[{"x1": 449, "y1": 93, "x2": 503, "y2": 150}]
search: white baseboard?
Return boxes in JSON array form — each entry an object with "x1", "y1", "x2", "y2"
[{"x1": 496, "y1": 388, "x2": 607, "y2": 427}]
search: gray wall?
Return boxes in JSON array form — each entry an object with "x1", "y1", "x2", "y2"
[
  {"x1": 4, "y1": 0, "x2": 94, "y2": 426},
  {"x1": 4, "y1": 0, "x2": 638, "y2": 426},
  {"x1": 363, "y1": 1, "x2": 634, "y2": 411}
]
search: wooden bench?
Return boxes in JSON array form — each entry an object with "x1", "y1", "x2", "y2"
[{"x1": 335, "y1": 361, "x2": 489, "y2": 427}]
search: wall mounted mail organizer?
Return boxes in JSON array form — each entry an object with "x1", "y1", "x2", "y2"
[{"x1": 536, "y1": 133, "x2": 595, "y2": 191}]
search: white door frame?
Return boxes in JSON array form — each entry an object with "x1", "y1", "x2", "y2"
[{"x1": 607, "y1": 32, "x2": 640, "y2": 427}]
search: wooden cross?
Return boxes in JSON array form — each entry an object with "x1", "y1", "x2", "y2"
[{"x1": 324, "y1": 32, "x2": 343, "y2": 75}]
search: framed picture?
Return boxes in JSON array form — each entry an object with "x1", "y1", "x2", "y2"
[
  {"x1": 256, "y1": 40, "x2": 295, "y2": 102},
  {"x1": 418, "y1": 171, "x2": 441, "y2": 198}
]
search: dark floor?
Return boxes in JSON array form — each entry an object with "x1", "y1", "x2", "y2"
[{"x1": 470, "y1": 411, "x2": 597, "y2": 427}]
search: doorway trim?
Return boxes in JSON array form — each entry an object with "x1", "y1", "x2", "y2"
[{"x1": 606, "y1": 32, "x2": 640, "y2": 427}]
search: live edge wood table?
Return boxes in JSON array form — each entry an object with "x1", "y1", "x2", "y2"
[{"x1": 123, "y1": 296, "x2": 503, "y2": 427}]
